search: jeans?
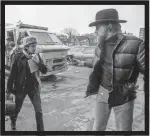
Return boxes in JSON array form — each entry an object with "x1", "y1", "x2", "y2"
[
  {"x1": 92, "y1": 85, "x2": 134, "y2": 131},
  {"x1": 10, "y1": 89, "x2": 44, "y2": 131}
]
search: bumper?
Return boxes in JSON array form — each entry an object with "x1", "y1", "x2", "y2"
[{"x1": 40, "y1": 65, "x2": 68, "y2": 77}]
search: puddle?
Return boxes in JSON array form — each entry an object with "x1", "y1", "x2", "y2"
[
  {"x1": 52, "y1": 83, "x2": 58, "y2": 89},
  {"x1": 62, "y1": 105, "x2": 85, "y2": 115},
  {"x1": 40, "y1": 92, "x2": 57, "y2": 100},
  {"x1": 75, "y1": 71, "x2": 80, "y2": 73},
  {"x1": 63, "y1": 116, "x2": 90, "y2": 131},
  {"x1": 42, "y1": 74, "x2": 81, "y2": 85},
  {"x1": 71, "y1": 99, "x2": 84, "y2": 105},
  {"x1": 43, "y1": 109, "x2": 60, "y2": 116},
  {"x1": 79, "y1": 110, "x2": 94, "y2": 121},
  {"x1": 70, "y1": 92, "x2": 85, "y2": 97}
]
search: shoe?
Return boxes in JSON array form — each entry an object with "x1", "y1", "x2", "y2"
[{"x1": 11, "y1": 121, "x2": 16, "y2": 130}]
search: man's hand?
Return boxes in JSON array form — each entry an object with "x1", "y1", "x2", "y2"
[
  {"x1": 124, "y1": 83, "x2": 139, "y2": 90},
  {"x1": 6, "y1": 92, "x2": 14, "y2": 101},
  {"x1": 32, "y1": 53, "x2": 40, "y2": 64},
  {"x1": 74, "y1": 59, "x2": 84, "y2": 66},
  {"x1": 32, "y1": 53, "x2": 47, "y2": 74},
  {"x1": 37, "y1": 53, "x2": 43, "y2": 63},
  {"x1": 123, "y1": 83, "x2": 139, "y2": 96},
  {"x1": 84, "y1": 91, "x2": 90, "y2": 98}
]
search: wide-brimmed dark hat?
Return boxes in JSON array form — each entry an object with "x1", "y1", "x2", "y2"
[{"x1": 89, "y1": 8, "x2": 127, "y2": 27}]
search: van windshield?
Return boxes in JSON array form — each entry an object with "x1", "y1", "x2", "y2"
[
  {"x1": 48, "y1": 33, "x2": 62, "y2": 45},
  {"x1": 30, "y1": 31, "x2": 55, "y2": 45}
]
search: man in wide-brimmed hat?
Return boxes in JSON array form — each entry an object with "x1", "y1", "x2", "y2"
[
  {"x1": 85, "y1": 9, "x2": 145, "y2": 131},
  {"x1": 6, "y1": 36, "x2": 47, "y2": 131}
]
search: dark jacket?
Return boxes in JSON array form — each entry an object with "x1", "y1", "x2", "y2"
[
  {"x1": 7, "y1": 51, "x2": 47, "y2": 98},
  {"x1": 86, "y1": 33, "x2": 145, "y2": 107}
]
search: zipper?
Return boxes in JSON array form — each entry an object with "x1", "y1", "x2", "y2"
[
  {"x1": 110, "y1": 34, "x2": 124, "y2": 93},
  {"x1": 127, "y1": 66, "x2": 134, "y2": 80}
]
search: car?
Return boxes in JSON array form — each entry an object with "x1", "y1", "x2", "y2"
[
  {"x1": 67, "y1": 46, "x2": 85, "y2": 64},
  {"x1": 74, "y1": 46, "x2": 96, "y2": 61},
  {"x1": 67, "y1": 45, "x2": 96, "y2": 67},
  {"x1": 67, "y1": 46, "x2": 85, "y2": 55}
]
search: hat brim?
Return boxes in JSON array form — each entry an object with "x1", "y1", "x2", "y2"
[
  {"x1": 89, "y1": 19, "x2": 127, "y2": 27},
  {"x1": 23, "y1": 42, "x2": 37, "y2": 48}
]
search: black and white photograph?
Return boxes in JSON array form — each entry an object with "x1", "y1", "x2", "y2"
[{"x1": 3, "y1": 4, "x2": 146, "y2": 133}]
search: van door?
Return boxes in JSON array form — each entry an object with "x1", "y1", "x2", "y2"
[
  {"x1": 17, "y1": 30, "x2": 29, "y2": 46},
  {"x1": 5, "y1": 30, "x2": 15, "y2": 67},
  {"x1": 6, "y1": 30, "x2": 15, "y2": 42}
]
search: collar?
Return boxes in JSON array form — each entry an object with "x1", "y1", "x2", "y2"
[
  {"x1": 116, "y1": 33, "x2": 124, "y2": 43},
  {"x1": 105, "y1": 34, "x2": 118, "y2": 43},
  {"x1": 107, "y1": 32, "x2": 124, "y2": 43}
]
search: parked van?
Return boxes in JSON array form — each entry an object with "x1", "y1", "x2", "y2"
[{"x1": 5, "y1": 23, "x2": 70, "y2": 76}]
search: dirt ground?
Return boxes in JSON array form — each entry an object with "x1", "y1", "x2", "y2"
[{"x1": 5, "y1": 65, "x2": 145, "y2": 131}]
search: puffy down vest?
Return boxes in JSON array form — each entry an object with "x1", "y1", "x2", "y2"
[{"x1": 86, "y1": 34, "x2": 145, "y2": 107}]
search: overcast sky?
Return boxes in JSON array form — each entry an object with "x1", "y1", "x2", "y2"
[{"x1": 5, "y1": 5, "x2": 144, "y2": 37}]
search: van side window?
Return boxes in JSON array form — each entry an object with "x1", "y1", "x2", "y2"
[
  {"x1": 7, "y1": 31, "x2": 14, "y2": 42},
  {"x1": 17, "y1": 31, "x2": 29, "y2": 45},
  {"x1": 6, "y1": 31, "x2": 15, "y2": 49}
]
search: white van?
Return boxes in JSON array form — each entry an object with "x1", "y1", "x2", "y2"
[{"x1": 5, "y1": 23, "x2": 70, "y2": 76}]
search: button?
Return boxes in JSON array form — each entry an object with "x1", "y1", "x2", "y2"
[{"x1": 101, "y1": 92, "x2": 103, "y2": 95}]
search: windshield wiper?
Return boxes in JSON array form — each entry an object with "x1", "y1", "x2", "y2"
[
  {"x1": 45, "y1": 41, "x2": 55, "y2": 45},
  {"x1": 45, "y1": 41, "x2": 54, "y2": 43},
  {"x1": 54, "y1": 42, "x2": 61, "y2": 44}
]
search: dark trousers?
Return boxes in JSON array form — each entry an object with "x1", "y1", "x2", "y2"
[{"x1": 10, "y1": 89, "x2": 44, "y2": 131}]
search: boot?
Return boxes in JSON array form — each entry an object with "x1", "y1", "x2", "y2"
[
  {"x1": 10, "y1": 114, "x2": 17, "y2": 130},
  {"x1": 35, "y1": 112, "x2": 44, "y2": 131},
  {"x1": 11, "y1": 120, "x2": 16, "y2": 130}
]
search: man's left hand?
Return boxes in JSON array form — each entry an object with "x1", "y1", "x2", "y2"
[{"x1": 32, "y1": 53, "x2": 41, "y2": 64}]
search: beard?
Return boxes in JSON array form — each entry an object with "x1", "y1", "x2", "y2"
[{"x1": 96, "y1": 35, "x2": 105, "y2": 47}]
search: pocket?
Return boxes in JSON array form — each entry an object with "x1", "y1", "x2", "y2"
[{"x1": 97, "y1": 86, "x2": 109, "y2": 103}]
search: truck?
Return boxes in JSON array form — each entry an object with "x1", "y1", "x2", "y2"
[{"x1": 5, "y1": 22, "x2": 70, "y2": 77}]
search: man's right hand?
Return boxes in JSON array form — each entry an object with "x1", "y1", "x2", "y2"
[
  {"x1": 6, "y1": 92, "x2": 14, "y2": 101},
  {"x1": 84, "y1": 91, "x2": 90, "y2": 98},
  {"x1": 74, "y1": 59, "x2": 84, "y2": 66}
]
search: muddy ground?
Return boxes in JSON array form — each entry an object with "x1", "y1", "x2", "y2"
[{"x1": 5, "y1": 65, "x2": 145, "y2": 131}]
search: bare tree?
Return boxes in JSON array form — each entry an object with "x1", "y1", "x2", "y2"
[{"x1": 61, "y1": 28, "x2": 79, "y2": 45}]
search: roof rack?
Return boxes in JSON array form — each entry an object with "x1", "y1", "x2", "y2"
[{"x1": 17, "y1": 23, "x2": 48, "y2": 31}]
